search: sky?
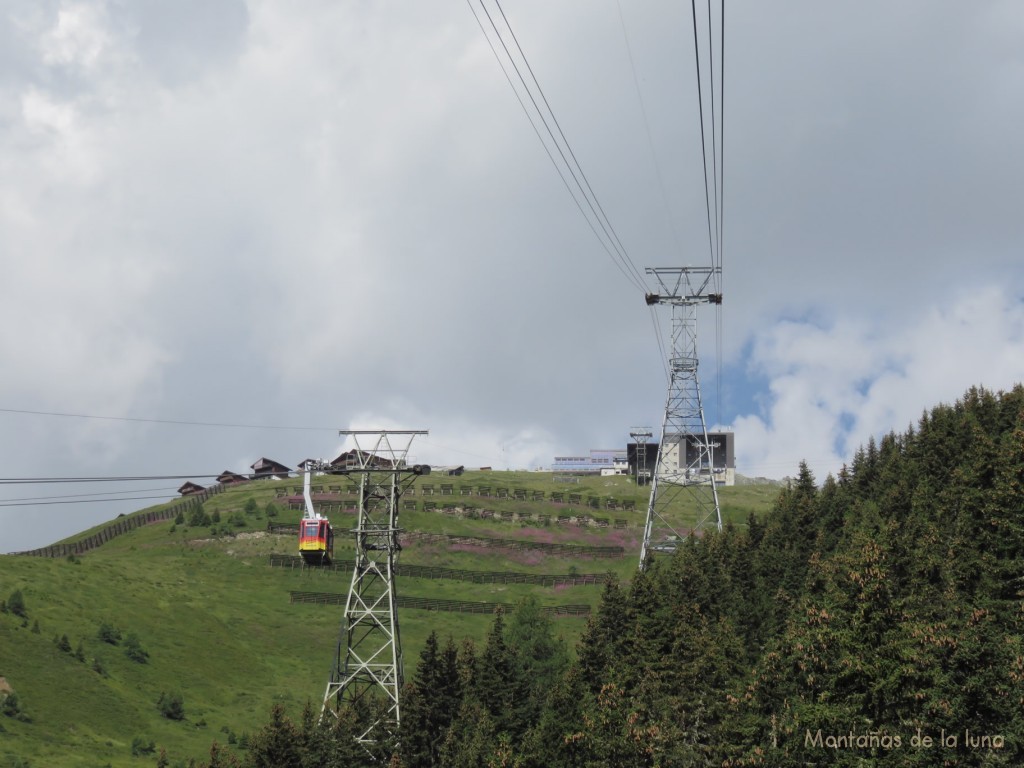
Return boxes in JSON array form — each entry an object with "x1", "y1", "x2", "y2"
[{"x1": 2, "y1": 0, "x2": 1023, "y2": 553}]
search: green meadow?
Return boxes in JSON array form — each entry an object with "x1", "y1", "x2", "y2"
[{"x1": 0, "y1": 471, "x2": 775, "y2": 767}]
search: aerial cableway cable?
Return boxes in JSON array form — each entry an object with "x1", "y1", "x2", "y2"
[
  {"x1": 0, "y1": 407, "x2": 509, "y2": 468},
  {"x1": 470, "y1": 11, "x2": 640, "y2": 293},
  {"x1": 0, "y1": 476, "x2": 215, "y2": 512},
  {"x1": 468, "y1": 0, "x2": 648, "y2": 295},
  {"x1": 492, "y1": 0, "x2": 648, "y2": 289},
  {"x1": 718, "y1": 0, "x2": 725, "y2": 282},
  {"x1": 717, "y1": 0, "x2": 725, "y2": 412},
  {"x1": 686, "y1": 0, "x2": 726, "y2": 418},
  {"x1": 0, "y1": 495, "x2": 176, "y2": 508},
  {"x1": 691, "y1": 0, "x2": 717, "y2": 279},
  {"x1": 0, "y1": 474, "x2": 224, "y2": 485},
  {"x1": 0, "y1": 407, "x2": 330, "y2": 431},
  {"x1": 1, "y1": 486, "x2": 181, "y2": 502}
]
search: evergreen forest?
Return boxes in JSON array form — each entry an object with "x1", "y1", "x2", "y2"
[{"x1": 215, "y1": 385, "x2": 1024, "y2": 767}]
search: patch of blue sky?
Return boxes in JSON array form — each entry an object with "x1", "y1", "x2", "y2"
[
  {"x1": 833, "y1": 412, "x2": 857, "y2": 458},
  {"x1": 714, "y1": 347, "x2": 772, "y2": 428}
]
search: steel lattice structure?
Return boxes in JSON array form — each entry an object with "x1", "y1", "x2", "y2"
[
  {"x1": 321, "y1": 430, "x2": 427, "y2": 749},
  {"x1": 639, "y1": 267, "x2": 722, "y2": 570},
  {"x1": 629, "y1": 426, "x2": 653, "y2": 486}
]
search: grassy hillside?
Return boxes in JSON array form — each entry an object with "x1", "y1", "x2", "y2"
[{"x1": 0, "y1": 472, "x2": 775, "y2": 767}]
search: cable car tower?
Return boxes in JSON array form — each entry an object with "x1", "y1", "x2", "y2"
[
  {"x1": 639, "y1": 266, "x2": 722, "y2": 570},
  {"x1": 320, "y1": 429, "x2": 428, "y2": 751}
]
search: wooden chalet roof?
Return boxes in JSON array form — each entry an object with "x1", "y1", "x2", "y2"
[
  {"x1": 330, "y1": 450, "x2": 394, "y2": 469},
  {"x1": 250, "y1": 457, "x2": 292, "y2": 476},
  {"x1": 177, "y1": 481, "x2": 206, "y2": 496},
  {"x1": 216, "y1": 470, "x2": 248, "y2": 485}
]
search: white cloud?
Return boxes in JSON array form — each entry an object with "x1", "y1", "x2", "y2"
[
  {"x1": 731, "y1": 286, "x2": 1024, "y2": 481},
  {"x1": 40, "y1": 1, "x2": 112, "y2": 71}
]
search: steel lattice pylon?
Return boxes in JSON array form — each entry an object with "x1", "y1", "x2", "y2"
[
  {"x1": 321, "y1": 430, "x2": 427, "y2": 749},
  {"x1": 640, "y1": 267, "x2": 722, "y2": 570}
]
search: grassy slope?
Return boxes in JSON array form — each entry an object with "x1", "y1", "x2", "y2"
[{"x1": 0, "y1": 472, "x2": 775, "y2": 767}]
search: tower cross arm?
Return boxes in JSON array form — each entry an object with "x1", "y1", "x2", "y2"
[{"x1": 643, "y1": 266, "x2": 722, "y2": 305}]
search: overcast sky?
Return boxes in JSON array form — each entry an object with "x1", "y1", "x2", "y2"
[{"x1": 2, "y1": 0, "x2": 1023, "y2": 553}]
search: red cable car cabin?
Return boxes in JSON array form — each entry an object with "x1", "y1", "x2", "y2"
[{"x1": 298, "y1": 516, "x2": 334, "y2": 565}]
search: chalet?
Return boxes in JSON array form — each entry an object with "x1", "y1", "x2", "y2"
[
  {"x1": 177, "y1": 481, "x2": 206, "y2": 496},
  {"x1": 250, "y1": 457, "x2": 292, "y2": 480},
  {"x1": 330, "y1": 450, "x2": 394, "y2": 471},
  {"x1": 216, "y1": 470, "x2": 248, "y2": 485}
]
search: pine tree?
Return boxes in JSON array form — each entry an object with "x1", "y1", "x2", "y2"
[
  {"x1": 438, "y1": 696, "x2": 497, "y2": 768},
  {"x1": 519, "y1": 666, "x2": 591, "y2": 768},
  {"x1": 199, "y1": 742, "x2": 240, "y2": 768},
  {"x1": 293, "y1": 700, "x2": 364, "y2": 768},
  {"x1": 504, "y1": 596, "x2": 569, "y2": 735},
  {"x1": 475, "y1": 609, "x2": 524, "y2": 737},
  {"x1": 402, "y1": 631, "x2": 463, "y2": 768},
  {"x1": 576, "y1": 577, "x2": 628, "y2": 692},
  {"x1": 244, "y1": 704, "x2": 301, "y2": 768}
]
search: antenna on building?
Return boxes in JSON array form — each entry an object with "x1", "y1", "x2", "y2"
[
  {"x1": 639, "y1": 267, "x2": 722, "y2": 570},
  {"x1": 628, "y1": 427, "x2": 653, "y2": 486}
]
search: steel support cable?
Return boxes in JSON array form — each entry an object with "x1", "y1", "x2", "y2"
[
  {"x1": 0, "y1": 475, "x2": 224, "y2": 484},
  {"x1": 466, "y1": 2, "x2": 644, "y2": 293},
  {"x1": 469, "y1": 2, "x2": 643, "y2": 290},
  {"x1": 2, "y1": 404, "x2": 505, "y2": 471},
  {"x1": 1, "y1": 486, "x2": 181, "y2": 502},
  {"x1": 649, "y1": 308, "x2": 670, "y2": 384},
  {"x1": 718, "y1": 0, "x2": 725, "y2": 286},
  {"x1": 492, "y1": 0, "x2": 648, "y2": 291},
  {"x1": 0, "y1": 494, "x2": 177, "y2": 508},
  {"x1": 707, "y1": 0, "x2": 721, "y2": 286},
  {"x1": 695, "y1": 0, "x2": 726, "y2": 418},
  {"x1": 0, "y1": 407, "x2": 329, "y2": 431},
  {"x1": 715, "y1": 0, "x2": 725, "y2": 419},
  {"x1": 690, "y1": 0, "x2": 718, "y2": 274},
  {"x1": 471, "y1": 0, "x2": 647, "y2": 294}
]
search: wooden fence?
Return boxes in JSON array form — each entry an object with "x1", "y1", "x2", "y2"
[
  {"x1": 267, "y1": 524, "x2": 624, "y2": 559},
  {"x1": 10, "y1": 484, "x2": 226, "y2": 558},
  {"x1": 288, "y1": 590, "x2": 591, "y2": 617},
  {"x1": 268, "y1": 554, "x2": 611, "y2": 586},
  {"x1": 279, "y1": 483, "x2": 638, "y2": 514}
]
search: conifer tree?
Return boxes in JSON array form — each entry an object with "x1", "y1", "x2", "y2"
[
  {"x1": 401, "y1": 632, "x2": 463, "y2": 767},
  {"x1": 199, "y1": 742, "x2": 240, "y2": 768},
  {"x1": 475, "y1": 609, "x2": 524, "y2": 737},
  {"x1": 439, "y1": 696, "x2": 497, "y2": 768},
  {"x1": 505, "y1": 596, "x2": 568, "y2": 733},
  {"x1": 576, "y1": 577, "x2": 628, "y2": 691},
  {"x1": 519, "y1": 666, "x2": 590, "y2": 767},
  {"x1": 244, "y1": 704, "x2": 301, "y2": 768}
]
